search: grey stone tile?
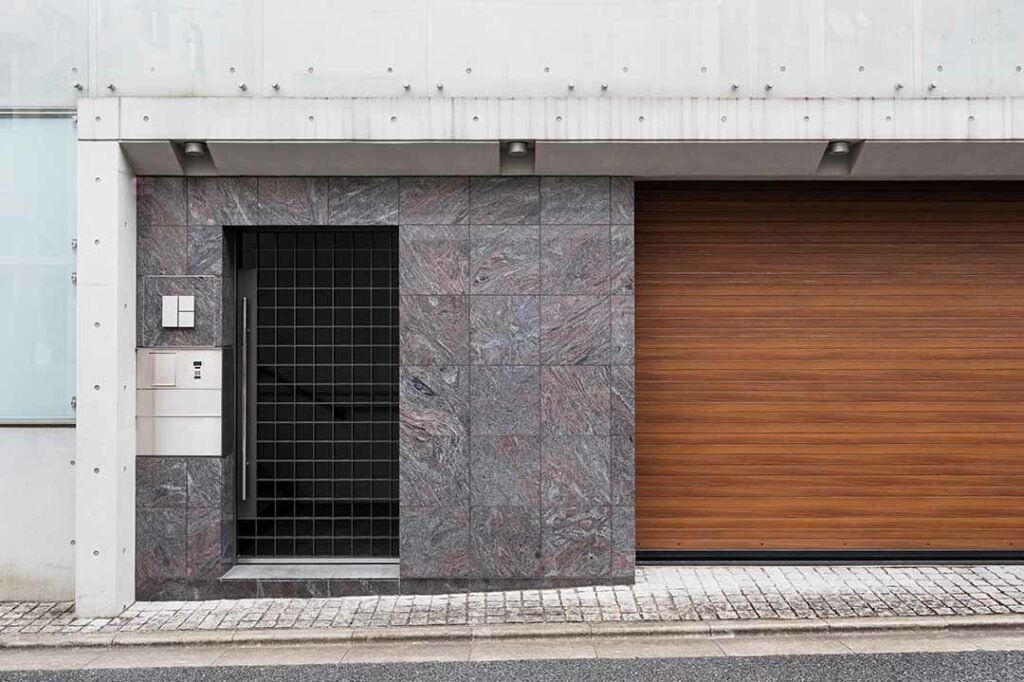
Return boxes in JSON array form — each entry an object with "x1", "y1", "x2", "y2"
[
  {"x1": 138, "y1": 177, "x2": 187, "y2": 226},
  {"x1": 470, "y1": 436, "x2": 540, "y2": 507},
  {"x1": 328, "y1": 579, "x2": 401, "y2": 597},
  {"x1": 470, "y1": 177, "x2": 540, "y2": 225},
  {"x1": 136, "y1": 277, "x2": 144, "y2": 347},
  {"x1": 610, "y1": 295, "x2": 634, "y2": 365},
  {"x1": 471, "y1": 506, "x2": 541, "y2": 578},
  {"x1": 257, "y1": 177, "x2": 327, "y2": 225},
  {"x1": 137, "y1": 225, "x2": 186, "y2": 276},
  {"x1": 610, "y1": 224, "x2": 634, "y2": 295},
  {"x1": 540, "y1": 177, "x2": 610, "y2": 225},
  {"x1": 400, "y1": 177, "x2": 469, "y2": 224},
  {"x1": 400, "y1": 295, "x2": 470, "y2": 365},
  {"x1": 470, "y1": 366, "x2": 540, "y2": 436},
  {"x1": 185, "y1": 225, "x2": 224, "y2": 275},
  {"x1": 400, "y1": 434, "x2": 470, "y2": 508},
  {"x1": 399, "y1": 578, "x2": 470, "y2": 595},
  {"x1": 611, "y1": 433, "x2": 635, "y2": 506},
  {"x1": 137, "y1": 507, "x2": 186, "y2": 579},
  {"x1": 610, "y1": 178, "x2": 634, "y2": 225},
  {"x1": 400, "y1": 507, "x2": 471, "y2": 578},
  {"x1": 328, "y1": 177, "x2": 398, "y2": 225},
  {"x1": 219, "y1": 454, "x2": 234, "y2": 509},
  {"x1": 470, "y1": 295, "x2": 539, "y2": 365},
  {"x1": 220, "y1": 232, "x2": 237, "y2": 336},
  {"x1": 540, "y1": 225, "x2": 610, "y2": 295},
  {"x1": 187, "y1": 177, "x2": 257, "y2": 226},
  {"x1": 187, "y1": 578, "x2": 257, "y2": 600},
  {"x1": 540, "y1": 296, "x2": 610, "y2": 365},
  {"x1": 135, "y1": 578, "x2": 188, "y2": 601},
  {"x1": 399, "y1": 225, "x2": 469, "y2": 294},
  {"x1": 136, "y1": 458, "x2": 187, "y2": 508},
  {"x1": 610, "y1": 366, "x2": 635, "y2": 436},
  {"x1": 256, "y1": 581, "x2": 330, "y2": 599},
  {"x1": 399, "y1": 366, "x2": 469, "y2": 439},
  {"x1": 542, "y1": 505, "x2": 611, "y2": 578},
  {"x1": 311, "y1": 177, "x2": 330, "y2": 224},
  {"x1": 186, "y1": 506, "x2": 222, "y2": 579},
  {"x1": 542, "y1": 436, "x2": 611, "y2": 507},
  {"x1": 611, "y1": 506, "x2": 636, "y2": 579},
  {"x1": 541, "y1": 366, "x2": 610, "y2": 436},
  {"x1": 470, "y1": 225, "x2": 540, "y2": 295},
  {"x1": 141, "y1": 276, "x2": 223, "y2": 347},
  {"x1": 186, "y1": 458, "x2": 223, "y2": 509}
]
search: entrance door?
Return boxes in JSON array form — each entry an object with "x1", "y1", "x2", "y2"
[{"x1": 236, "y1": 229, "x2": 400, "y2": 559}]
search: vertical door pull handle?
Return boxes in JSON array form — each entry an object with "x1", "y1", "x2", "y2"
[{"x1": 241, "y1": 296, "x2": 249, "y2": 501}]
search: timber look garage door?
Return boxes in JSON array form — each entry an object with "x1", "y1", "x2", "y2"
[{"x1": 635, "y1": 182, "x2": 1024, "y2": 554}]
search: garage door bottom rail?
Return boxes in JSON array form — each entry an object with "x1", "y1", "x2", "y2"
[{"x1": 638, "y1": 550, "x2": 1024, "y2": 565}]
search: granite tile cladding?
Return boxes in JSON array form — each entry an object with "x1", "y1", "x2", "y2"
[
  {"x1": 136, "y1": 457, "x2": 229, "y2": 600},
  {"x1": 403, "y1": 177, "x2": 634, "y2": 583},
  {"x1": 135, "y1": 176, "x2": 634, "y2": 594}
]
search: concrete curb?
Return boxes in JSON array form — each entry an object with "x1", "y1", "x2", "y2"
[{"x1": 2, "y1": 614, "x2": 1023, "y2": 650}]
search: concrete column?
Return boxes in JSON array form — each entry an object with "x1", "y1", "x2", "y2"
[{"x1": 74, "y1": 141, "x2": 137, "y2": 616}]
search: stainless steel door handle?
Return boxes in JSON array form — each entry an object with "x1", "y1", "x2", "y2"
[{"x1": 241, "y1": 295, "x2": 249, "y2": 501}]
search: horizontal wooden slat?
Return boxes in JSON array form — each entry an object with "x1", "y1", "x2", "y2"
[
  {"x1": 635, "y1": 538, "x2": 1023, "y2": 550},
  {"x1": 637, "y1": 445, "x2": 1024, "y2": 457},
  {"x1": 640, "y1": 387, "x2": 1024, "y2": 401},
  {"x1": 636, "y1": 224, "x2": 1024, "y2": 244},
  {"x1": 635, "y1": 369, "x2": 1024, "y2": 382},
  {"x1": 637, "y1": 496, "x2": 1024, "y2": 517},
  {"x1": 636, "y1": 317, "x2": 1024, "y2": 333},
  {"x1": 635, "y1": 182, "x2": 1024, "y2": 553},
  {"x1": 637, "y1": 348, "x2": 1024, "y2": 370},
  {"x1": 637, "y1": 475, "x2": 1024, "y2": 497},
  {"x1": 638, "y1": 293, "x2": 1024, "y2": 309},
  {"x1": 637, "y1": 464, "x2": 1024, "y2": 478}
]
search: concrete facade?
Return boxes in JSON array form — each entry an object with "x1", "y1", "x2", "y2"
[
  {"x1": 134, "y1": 176, "x2": 635, "y2": 599},
  {"x1": 0, "y1": 428, "x2": 75, "y2": 601},
  {"x1": 4, "y1": 0, "x2": 1024, "y2": 616}
]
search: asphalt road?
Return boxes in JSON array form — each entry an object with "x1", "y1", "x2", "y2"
[{"x1": 2, "y1": 651, "x2": 1022, "y2": 682}]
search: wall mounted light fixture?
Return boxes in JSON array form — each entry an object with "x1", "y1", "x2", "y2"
[
  {"x1": 826, "y1": 140, "x2": 851, "y2": 156},
  {"x1": 183, "y1": 141, "x2": 207, "y2": 157},
  {"x1": 507, "y1": 140, "x2": 529, "y2": 157}
]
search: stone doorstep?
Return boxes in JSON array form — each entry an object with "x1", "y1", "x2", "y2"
[{"x1": 2, "y1": 614, "x2": 1024, "y2": 651}]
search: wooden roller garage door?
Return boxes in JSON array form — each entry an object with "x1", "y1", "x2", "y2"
[{"x1": 635, "y1": 182, "x2": 1024, "y2": 552}]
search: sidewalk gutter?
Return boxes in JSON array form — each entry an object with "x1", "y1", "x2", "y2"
[{"x1": 3, "y1": 614, "x2": 1023, "y2": 650}]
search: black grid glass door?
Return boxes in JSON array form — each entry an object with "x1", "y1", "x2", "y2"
[{"x1": 236, "y1": 228, "x2": 399, "y2": 559}]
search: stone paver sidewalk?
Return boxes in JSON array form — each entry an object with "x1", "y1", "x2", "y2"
[{"x1": 3, "y1": 565, "x2": 1024, "y2": 636}]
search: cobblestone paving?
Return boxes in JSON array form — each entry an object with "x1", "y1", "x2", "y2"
[{"x1": 3, "y1": 566, "x2": 1024, "y2": 635}]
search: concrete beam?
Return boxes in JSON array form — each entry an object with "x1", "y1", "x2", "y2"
[{"x1": 77, "y1": 97, "x2": 1024, "y2": 143}]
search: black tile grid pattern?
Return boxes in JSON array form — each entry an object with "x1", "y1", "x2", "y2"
[{"x1": 235, "y1": 228, "x2": 400, "y2": 559}]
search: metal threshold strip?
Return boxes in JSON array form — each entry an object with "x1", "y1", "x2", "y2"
[{"x1": 224, "y1": 560, "x2": 399, "y2": 581}]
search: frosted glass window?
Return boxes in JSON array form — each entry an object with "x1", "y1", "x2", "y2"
[{"x1": 0, "y1": 116, "x2": 76, "y2": 421}]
